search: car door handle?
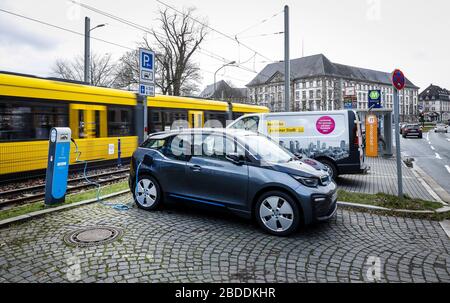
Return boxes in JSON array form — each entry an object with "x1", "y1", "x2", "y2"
[{"x1": 189, "y1": 165, "x2": 202, "y2": 172}]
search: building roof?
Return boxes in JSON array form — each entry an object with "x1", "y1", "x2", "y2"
[
  {"x1": 199, "y1": 80, "x2": 229, "y2": 98},
  {"x1": 247, "y1": 54, "x2": 419, "y2": 89},
  {"x1": 419, "y1": 84, "x2": 450, "y2": 101},
  {"x1": 199, "y1": 80, "x2": 247, "y2": 99}
]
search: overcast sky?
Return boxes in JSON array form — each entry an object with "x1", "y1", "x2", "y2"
[{"x1": 0, "y1": 0, "x2": 449, "y2": 92}]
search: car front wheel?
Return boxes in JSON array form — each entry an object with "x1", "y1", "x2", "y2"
[
  {"x1": 134, "y1": 175, "x2": 162, "y2": 211},
  {"x1": 255, "y1": 191, "x2": 300, "y2": 236}
]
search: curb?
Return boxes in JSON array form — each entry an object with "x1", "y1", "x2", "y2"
[
  {"x1": 337, "y1": 201, "x2": 450, "y2": 215},
  {"x1": 411, "y1": 164, "x2": 450, "y2": 205},
  {"x1": 439, "y1": 221, "x2": 450, "y2": 239},
  {"x1": 0, "y1": 190, "x2": 130, "y2": 229}
]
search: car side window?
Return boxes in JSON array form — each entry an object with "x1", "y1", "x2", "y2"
[
  {"x1": 162, "y1": 134, "x2": 192, "y2": 161},
  {"x1": 141, "y1": 138, "x2": 166, "y2": 150},
  {"x1": 231, "y1": 116, "x2": 260, "y2": 133},
  {"x1": 200, "y1": 134, "x2": 244, "y2": 161}
]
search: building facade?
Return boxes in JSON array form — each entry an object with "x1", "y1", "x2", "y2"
[
  {"x1": 246, "y1": 54, "x2": 419, "y2": 120},
  {"x1": 419, "y1": 84, "x2": 450, "y2": 122}
]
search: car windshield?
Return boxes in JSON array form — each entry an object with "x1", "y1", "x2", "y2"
[{"x1": 242, "y1": 134, "x2": 293, "y2": 164}]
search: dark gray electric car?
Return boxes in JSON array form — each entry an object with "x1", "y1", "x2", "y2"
[{"x1": 129, "y1": 129, "x2": 337, "y2": 236}]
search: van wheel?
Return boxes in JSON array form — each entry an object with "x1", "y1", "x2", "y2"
[
  {"x1": 133, "y1": 175, "x2": 162, "y2": 211},
  {"x1": 320, "y1": 159, "x2": 338, "y2": 180},
  {"x1": 255, "y1": 191, "x2": 300, "y2": 236}
]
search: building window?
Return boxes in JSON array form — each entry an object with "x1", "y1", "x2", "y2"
[
  {"x1": 309, "y1": 90, "x2": 314, "y2": 99},
  {"x1": 295, "y1": 91, "x2": 300, "y2": 100}
]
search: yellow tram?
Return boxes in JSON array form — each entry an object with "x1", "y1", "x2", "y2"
[{"x1": 0, "y1": 72, "x2": 268, "y2": 179}]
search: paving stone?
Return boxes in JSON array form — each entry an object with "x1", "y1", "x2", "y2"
[{"x1": 0, "y1": 196, "x2": 449, "y2": 283}]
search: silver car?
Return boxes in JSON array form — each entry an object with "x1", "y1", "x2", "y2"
[{"x1": 435, "y1": 124, "x2": 448, "y2": 133}]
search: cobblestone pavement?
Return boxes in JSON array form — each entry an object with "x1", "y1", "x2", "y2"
[
  {"x1": 0, "y1": 195, "x2": 449, "y2": 283},
  {"x1": 338, "y1": 157, "x2": 435, "y2": 201}
]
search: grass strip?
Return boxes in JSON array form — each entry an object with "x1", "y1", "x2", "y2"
[
  {"x1": 337, "y1": 190, "x2": 443, "y2": 211},
  {"x1": 0, "y1": 181, "x2": 129, "y2": 221}
]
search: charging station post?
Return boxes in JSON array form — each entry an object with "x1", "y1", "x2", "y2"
[{"x1": 44, "y1": 127, "x2": 72, "y2": 206}]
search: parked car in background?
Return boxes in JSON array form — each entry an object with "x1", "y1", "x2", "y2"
[
  {"x1": 129, "y1": 129, "x2": 337, "y2": 236},
  {"x1": 402, "y1": 124, "x2": 423, "y2": 138},
  {"x1": 400, "y1": 123, "x2": 407, "y2": 135},
  {"x1": 435, "y1": 123, "x2": 449, "y2": 133}
]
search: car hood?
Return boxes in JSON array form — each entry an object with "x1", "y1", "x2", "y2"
[{"x1": 268, "y1": 159, "x2": 328, "y2": 178}]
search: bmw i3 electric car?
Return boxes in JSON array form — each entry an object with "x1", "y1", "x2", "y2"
[{"x1": 129, "y1": 129, "x2": 337, "y2": 236}]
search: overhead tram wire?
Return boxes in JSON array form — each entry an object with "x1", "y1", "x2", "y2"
[
  {"x1": 154, "y1": 0, "x2": 275, "y2": 63},
  {"x1": 0, "y1": 7, "x2": 252, "y2": 86},
  {"x1": 235, "y1": 10, "x2": 283, "y2": 37},
  {"x1": 71, "y1": 1, "x2": 277, "y2": 79},
  {"x1": 0, "y1": 8, "x2": 133, "y2": 51}
]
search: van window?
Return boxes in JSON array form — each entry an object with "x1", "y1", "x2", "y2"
[{"x1": 230, "y1": 116, "x2": 260, "y2": 133}]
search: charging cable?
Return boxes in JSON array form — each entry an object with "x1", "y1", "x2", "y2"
[{"x1": 71, "y1": 138, "x2": 133, "y2": 211}]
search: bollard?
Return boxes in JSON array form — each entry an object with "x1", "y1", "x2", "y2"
[{"x1": 117, "y1": 138, "x2": 122, "y2": 168}]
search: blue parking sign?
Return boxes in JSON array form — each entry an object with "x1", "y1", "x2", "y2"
[{"x1": 141, "y1": 51, "x2": 153, "y2": 69}]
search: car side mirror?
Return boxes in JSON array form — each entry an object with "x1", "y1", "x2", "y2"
[
  {"x1": 143, "y1": 154, "x2": 153, "y2": 165},
  {"x1": 226, "y1": 153, "x2": 245, "y2": 165}
]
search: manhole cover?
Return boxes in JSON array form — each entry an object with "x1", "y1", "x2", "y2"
[{"x1": 63, "y1": 226, "x2": 123, "y2": 247}]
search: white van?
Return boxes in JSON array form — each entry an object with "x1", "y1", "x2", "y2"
[{"x1": 227, "y1": 110, "x2": 368, "y2": 179}]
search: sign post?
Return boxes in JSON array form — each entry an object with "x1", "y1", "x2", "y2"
[
  {"x1": 392, "y1": 69, "x2": 406, "y2": 199},
  {"x1": 139, "y1": 48, "x2": 155, "y2": 138}
]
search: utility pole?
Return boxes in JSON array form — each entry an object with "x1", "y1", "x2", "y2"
[
  {"x1": 284, "y1": 5, "x2": 290, "y2": 112},
  {"x1": 84, "y1": 17, "x2": 90, "y2": 84}
]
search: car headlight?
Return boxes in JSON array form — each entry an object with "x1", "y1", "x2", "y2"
[{"x1": 291, "y1": 175, "x2": 319, "y2": 187}]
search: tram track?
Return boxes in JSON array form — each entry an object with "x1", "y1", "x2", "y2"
[{"x1": 0, "y1": 168, "x2": 130, "y2": 209}]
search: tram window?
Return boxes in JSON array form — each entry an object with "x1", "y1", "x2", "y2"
[
  {"x1": 205, "y1": 111, "x2": 227, "y2": 128},
  {"x1": 148, "y1": 109, "x2": 188, "y2": 133},
  {"x1": 107, "y1": 106, "x2": 135, "y2": 137},
  {"x1": 233, "y1": 112, "x2": 245, "y2": 120},
  {"x1": 0, "y1": 99, "x2": 68, "y2": 142}
]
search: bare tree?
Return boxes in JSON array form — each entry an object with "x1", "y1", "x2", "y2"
[
  {"x1": 115, "y1": 7, "x2": 207, "y2": 96},
  {"x1": 52, "y1": 53, "x2": 117, "y2": 87}
]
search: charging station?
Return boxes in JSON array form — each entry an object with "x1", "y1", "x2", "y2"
[{"x1": 44, "y1": 127, "x2": 72, "y2": 206}]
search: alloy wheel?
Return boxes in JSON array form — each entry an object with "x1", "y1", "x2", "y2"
[
  {"x1": 135, "y1": 178, "x2": 157, "y2": 207},
  {"x1": 259, "y1": 196, "x2": 294, "y2": 233}
]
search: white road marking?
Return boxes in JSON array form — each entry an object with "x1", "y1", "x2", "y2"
[
  {"x1": 435, "y1": 153, "x2": 442, "y2": 160},
  {"x1": 431, "y1": 146, "x2": 435, "y2": 150},
  {"x1": 427, "y1": 132, "x2": 430, "y2": 141},
  {"x1": 446, "y1": 165, "x2": 450, "y2": 174}
]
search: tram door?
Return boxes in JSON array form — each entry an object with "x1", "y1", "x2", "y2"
[
  {"x1": 69, "y1": 104, "x2": 107, "y2": 139},
  {"x1": 188, "y1": 111, "x2": 204, "y2": 129}
]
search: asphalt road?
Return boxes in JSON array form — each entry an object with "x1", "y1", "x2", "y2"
[{"x1": 400, "y1": 130, "x2": 450, "y2": 195}]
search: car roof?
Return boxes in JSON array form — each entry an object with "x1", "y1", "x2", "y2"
[{"x1": 148, "y1": 128, "x2": 257, "y2": 138}]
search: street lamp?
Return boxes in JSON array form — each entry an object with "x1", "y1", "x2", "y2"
[
  {"x1": 213, "y1": 61, "x2": 236, "y2": 100},
  {"x1": 84, "y1": 17, "x2": 107, "y2": 84}
]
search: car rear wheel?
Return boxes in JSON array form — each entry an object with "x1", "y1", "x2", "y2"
[
  {"x1": 255, "y1": 191, "x2": 300, "y2": 236},
  {"x1": 134, "y1": 175, "x2": 162, "y2": 211}
]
